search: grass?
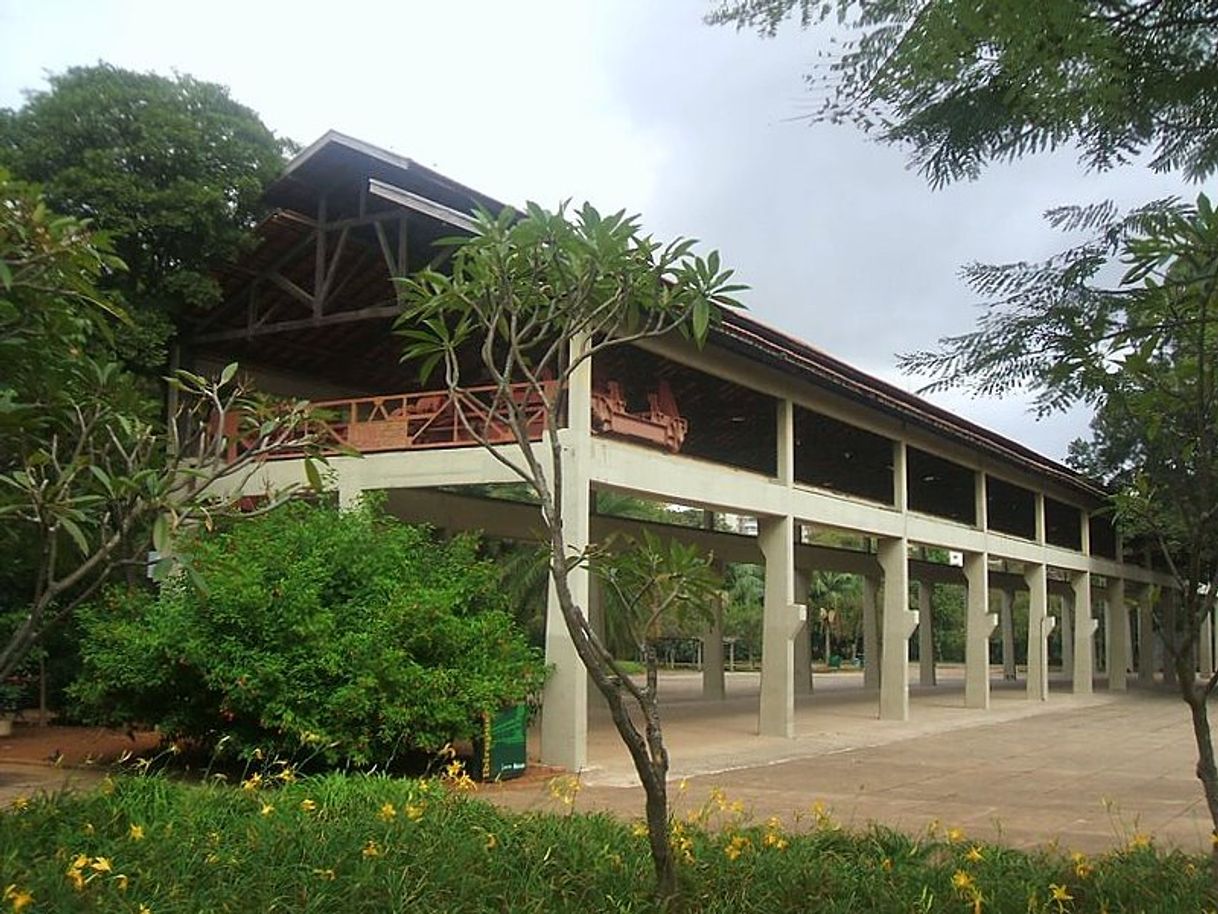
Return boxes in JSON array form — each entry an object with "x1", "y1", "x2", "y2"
[{"x1": 0, "y1": 770, "x2": 1211, "y2": 913}]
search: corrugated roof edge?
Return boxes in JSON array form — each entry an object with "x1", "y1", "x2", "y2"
[
  {"x1": 716, "y1": 310, "x2": 1108, "y2": 504},
  {"x1": 269, "y1": 129, "x2": 512, "y2": 216}
]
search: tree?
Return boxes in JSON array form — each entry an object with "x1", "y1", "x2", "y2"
[
  {"x1": 707, "y1": 1, "x2": 1218, "y2": 186},
  {"x1": 71, "y1": 498, "x2": 546, "y2": 764},
  {"x1": 0, "y1": 63, "x2": 289, "y2": 368},
  {"x1": 396, "y1": 202, "x2": 744, "y2": 902},
  {"x1": 900, "y1": 194, "x2": 1218, "y2": 878},
  {"x1": 0, "y1": 174, "x2": 326, "y2": 682}
]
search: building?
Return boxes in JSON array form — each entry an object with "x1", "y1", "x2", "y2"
[{"x1": 189, "y1": 131, "x2": 1183, "y2": 771}]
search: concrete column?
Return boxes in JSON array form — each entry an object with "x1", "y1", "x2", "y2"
[
  {"x1": 878, "y1": 536, "x2": 918, "y2": 721},
  {"x1": 862, "y1": 575, "x2": 881, "y2": 690},
  {"x1": 1025, "y1": 563, "x2": 1053, "y2": 701},
  {"x1": 701, "y1": 595, "x2": 726, "y2": 700},
  {"x1": 1137, "y1": 584, "x2": 1155, "y2": 685},
  {"x1": 793, "y1": 568, "x2": 812, "y2": 696},
  {"x1": 1201, "y1": 612, "x2": 1214, "y2": 679},
  {"x1": 1060, "y1": 596, "x2": 1073, "y2": 673},
  {"x1": 918, "y1": 581, "x2": 936, "y2": 687},
  {"x1": 1070, "y1": 571, "x2": 1096, "y2": 695},
  {"x1": 758, "y1": 514, "x2": 806, "y2": 738},
  {"x1": 337, "y1": 472, "x2": 364, "y2": 509},
  {"x1": 1101, "y1": 597, "x2": 1112, "y2": 675},
  {"x1": 539, "y1": 337, "x2": 592, "y2": 770},
  {"x1": 1108, "y1": 578, "x2": 1129, "y2": 691},
  {"x1": 999, "y1": 589, "x2": 1018, "y2": 681},
  {"x1": 964, "y1": 551, "x2": 996, "y2": 709},
  {"x1": 1162, "y1": 589, "x2": 1179, "y2": 687}
]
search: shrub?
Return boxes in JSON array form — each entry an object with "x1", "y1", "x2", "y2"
[{"x1": 70, "y1": 498, "x2": 546, "y2": 764}]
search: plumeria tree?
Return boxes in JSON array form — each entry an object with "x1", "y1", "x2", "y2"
[
  {"x1": 0, "y1": 172, "x2": 326, "y2": 681},
  {"x1": 396, "y1": 202, "x2": 743, "y2": 901}
]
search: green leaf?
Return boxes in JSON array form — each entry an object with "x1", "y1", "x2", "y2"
[
  {"x1": 152, "y1": 513, "x2": 169, "y2": 554},
  {"x1": 59, "y1": 517, "x2": 89, "y2": 555},
  {"x1": 691, "y1": 297, "x2": 710, "y2": 342},
  {"x1": 304, "y1": 457, "x2": 324, "y2": 492},
  {"x1": 220, "y1": 362, "x2": 239, "y2": 386}
]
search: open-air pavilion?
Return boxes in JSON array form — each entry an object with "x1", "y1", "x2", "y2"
[{"x1": 191, "y1": 131, "x2": 1192, "y2": 773}]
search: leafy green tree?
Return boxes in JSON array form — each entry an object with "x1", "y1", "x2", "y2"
[
  {"x1": 396, "y1": 201, "x2": 743, "y2": 902},
  {"x1": 708, "y1": 0, "x2": 1218, "y2": 185},
  {"x1": 0, "y1": 174, "x2": 324, "y2": 682},
  {"x1": 0, "y1": 63, "x2": 289, "y2": 367},
  {"x1": 901, "y1": 194, "x2": 1218, "y2": 877},
  {"x1": 72, "y1": 498, "x2": 546, "y2": 764}
]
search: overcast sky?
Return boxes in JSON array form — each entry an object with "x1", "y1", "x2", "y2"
[{"x1": 0, "y1": 1, "x2": 1195, "y2": 461}]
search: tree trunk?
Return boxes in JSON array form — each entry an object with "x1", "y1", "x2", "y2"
[{"x1": 1178, "y1": 653, "x2": 1218, "y2": 888}]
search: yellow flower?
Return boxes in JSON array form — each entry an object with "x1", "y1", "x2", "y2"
[
  {"x1": 114, "y1": 873, "x2": 129, "y2": 891},
  {"x1": 362, "y1": 840, "x2": 382, "y2": 858},
  {"x1": 9, "y1": 796, "x2": 28, "y2": 812},
  {"x1": 65, "y1": 869, "x2": 84, "y2": 891},
  {"x1": 951, "y1": 870, "x2": 974, "y2": 891},
  {"x1": 82, "y1": 822, "x2": 95, "y2": 835},
  {"x1": 484, "y1": 832, "x2": 498, "y2": 850},
  {"x1": 404, "y1": 802, "x2": 425, "y2": 821},
  {"x1": 881, "y1": 857, "x2": 893, "y2": 872},
  {"x1": 129, "y1": 823, "x2": 145, "y2": 841},
  {"x1": 1050, "y1": 883, "x2": 1073, "y2": 902},
  {"x1": 678, "y1": 778, "x2": 688, "y2": 794},
  {"x1": 90, "y1": 857, "x2": 113, "y2": 874},
  {"x1": 241, "y1": 773, "x2": 263, "y2": 791},
  {"x1": 1128, "y1": 833, "x2": 1151, "y2": 850},
  {"x1": 138, "y1": 905, "x2": 152, "y2": 914},
  {"x1": 313, "y1": 868, "x2": 336, "y2": 881},
  {"x1": 276, "y1": 766, "x2": 297, "y2": 783},
  {"x1": 4, "y1": 886, "x2": 34, "y2": 913},
  {"x1": 723, "y1": 834, "x2": 751, "y2": 861},
  {"x1": 763, "y1": 831, "x2": 788, "y2": 850},
  {"x1": 259, "y1": 802, "x2": 275, "y2": 817},
  {"x1": 946, "y1": 827, "x2": 965, "y2": 844},
  {"x1": 300, "y1": 798, "x2": 317, "y2": 813},
  {"x1": 378, "y1": 802, "x2": 397, "y2": 821},
  {"x1": 965, "y1": 846, "x2": 984, "y2": 863},
  {"x1": 631, "y1": 822, "x2": 649, "y2": 838},
  {"x1": 69, "y1": 854, "x2": 90, "y2": 872}
]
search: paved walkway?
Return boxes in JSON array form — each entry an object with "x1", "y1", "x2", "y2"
[
  {"x1": 485, "y1": 668, "x2": 1213, "y2": 854},
  {"x1": 4, "y1": 670, "x2": 1210, "y2": 856}
]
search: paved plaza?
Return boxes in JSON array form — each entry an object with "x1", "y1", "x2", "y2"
[
  {"x1": 2, "y1": 670, "x2": 1210, "y2": 855},
  {"x1": 486, "y1": 668, "x2": 1213, "y2": 854}
]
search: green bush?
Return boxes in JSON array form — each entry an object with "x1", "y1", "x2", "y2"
[
  {"x1": 70, "y1": 498, "x2": 546, "y2": 764},
  {"x1": 0, "y1": 774, "x2": 1209, "y2": 913}
]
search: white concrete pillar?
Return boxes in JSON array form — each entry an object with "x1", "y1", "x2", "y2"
[
  {"x1": 540, "y1": 337, "x2": 592, "y2": 770},
  {"x1": 1101, "y1": 597, "x2": 1112, "y2": 675},
  {"x1": 1108, "y1": 578, "x2": 1129, "y2": 691},
  {"x1": 999, "y1": 589, "x2": 1017, "y2": 681},
  {"x1": 878, "y1": 536, "x2": 917, "y2": 720},
  {"x1": 1137, "y1": 584, "x2": 1155, "y2": 685},
  {"x1": 702, "y1": 595, "x2": 726, "y2": 700},
  {"x1": 793, "y1": 568, "x2": 812, "y2": 696},
  {"x1": 1070, "y1": 571, "x2": 1096, "y2": 695},
  {"x1": 862, "y1": 575, "x2": 881, "y2": 690},
  {"x1": 1201, "y1": 611, "x2": 1214, "y2": 679},
  {"x1": 918, "y1": 581, "x2": 936, "y2": 687},
  {"x1": 758, "y1": 514, "x2": 805, "y2": 738},
  {"x1": 1060, "y1": 596, "x2": 1073, "y2": 673},
  {"x1": 1162, "y1": 589, "x2": 1179, "y2": 687},
  {"x1": 964, "y1": 552, "x2": 996, "y2": 708},
  {"x1": 1025, "y1": 564, "x2": 1053, "y2": 701}
]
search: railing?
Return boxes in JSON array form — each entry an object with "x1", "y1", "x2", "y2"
[{"x1": 225, "y1": 381, "x2": 558, "y2": 461}]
